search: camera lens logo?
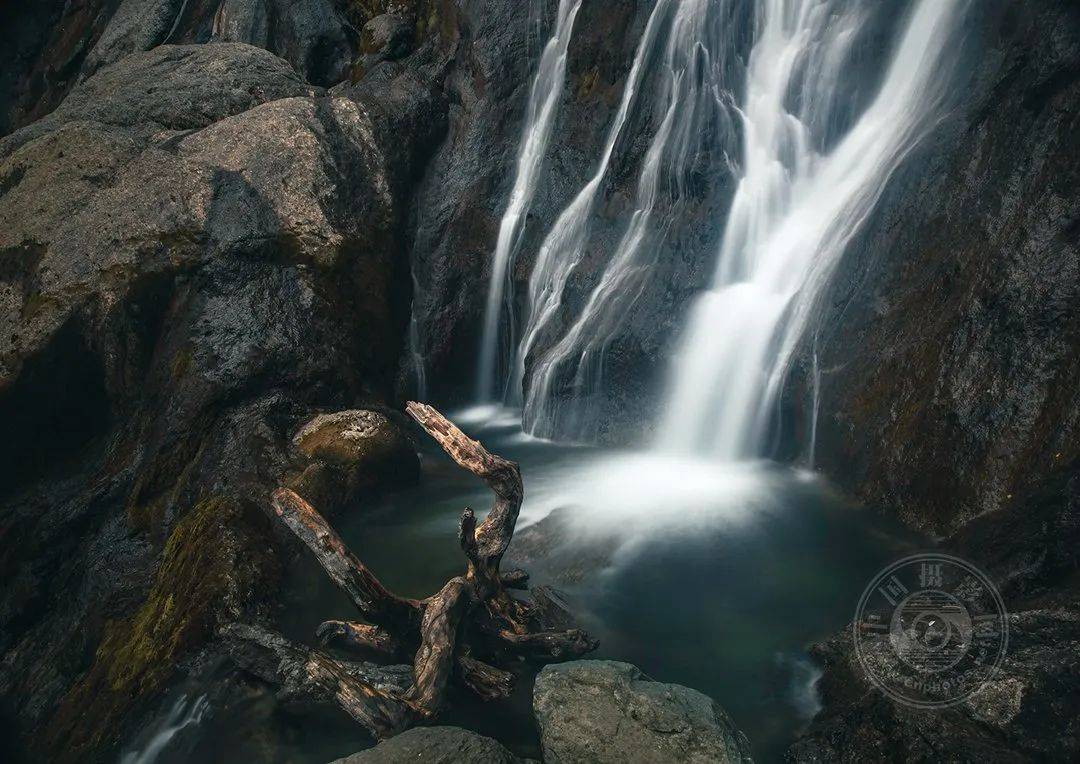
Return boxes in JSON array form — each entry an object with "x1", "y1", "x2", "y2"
[{"x1": 854, "y1": 553, "x2": 1008, "y2": 708}]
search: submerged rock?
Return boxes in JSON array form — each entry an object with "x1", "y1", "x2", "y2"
[
  {"x1": 506, "y1": 507, "x2": 618, "y2": 586},
  {"x1": 332, "y1": 726, "x2": 524, "y2": 764},
  {"x1": 533, "y1": 660, "x2": 753, "y2": 764}
]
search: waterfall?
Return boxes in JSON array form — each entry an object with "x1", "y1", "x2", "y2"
[
  {"x1": 476, "y1": 0, "x2": 584, "y2": 403},
  {"x1": 656, "y1": 0, "x2": 964, "y2": 458},
  {"x1": 520, "y1": 0, "x2": 741, "y2": 439},
  {"x1": 512, "y1": 0, "x2": 676, "y2": 419},
  {"x1": 119, "y1": 695, "x2": 208, "y2": 764}
]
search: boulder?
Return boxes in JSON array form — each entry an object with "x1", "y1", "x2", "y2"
[
  {"x1": 331, "y1": 726, "x2": 523, "y2": 764},
  {"x1": 0, "y1": 43, "x2": 315, "y2": 159},
  {"x1": 288, "y1": 410, "x2": 420, "y2": 512},
  {"x1": 533, "y1": 660, "x2": 752, "y2": 764},
  {"x1": 0, "y1": 32, "x2": 444, "y2": 762}
]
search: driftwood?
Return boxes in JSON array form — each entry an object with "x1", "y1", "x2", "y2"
[{"x1": 232, "y1": 402, "x2": 597, "y2": 739}]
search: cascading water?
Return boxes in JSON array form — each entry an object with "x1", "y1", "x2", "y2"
[
  {"x1": 657, "y1": 0, "x2": 965, "y2": 458},
  {"x1": 521, "y1": 0, "x2": 740, "y2": 440},
  {"x1": 512, "y1": 0, "x2": 676, "y2": 415},
  {"x1": 476, "y1": 0, "x2": 585, "y2": 403},
  {"x1": 476, "y1": 0, "x2": 965, "y2": 456}
]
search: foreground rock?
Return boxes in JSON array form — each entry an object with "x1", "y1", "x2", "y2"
[
  {"x1": 788, "y1": 600, "x2": 1080, "y2": 762},
  {"x1": 288, "y1": 409, "x2": 420, "y2": 513},
  {"x1": 332, "y1": 727, "x2": 523, "y2": 764},
  {"x1": 534, "y1": 660, "x2": 752, "y2": 764}
]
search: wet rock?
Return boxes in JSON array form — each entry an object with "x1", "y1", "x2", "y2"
[
  {"x1": 43, "y1": 496, "x2": 279, "y2": 760},
  {"x1": 533, "y1": 660, "x2": 753, "y2": 764},
  {"x1": 408, "y1": 0, "x2": 740, "y2": 442},
  {"x1": 788, "y1": 600, "x2": 1080, "y2": 762},
  {"x1": 288, "y1": 409, "x2": 420, "y2": 512},
  {"x1": 331, "y1": 726, "x2": 524, "y2": 763},
  {"x1": 794, "y1": 0, "x2": 1080, "y2": 538}
]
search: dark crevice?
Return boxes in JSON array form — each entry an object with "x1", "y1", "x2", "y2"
[{"x1": 0, "y1": 319, "x2": 112, "y2": 500}]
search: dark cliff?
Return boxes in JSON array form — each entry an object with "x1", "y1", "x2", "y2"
[{"x1": 786, "y1": 1, "x2": 1080, "y2": 759}]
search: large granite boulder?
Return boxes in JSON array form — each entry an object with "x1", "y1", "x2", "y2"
[
  {"x1": 332, "y1": 726, "x2": 523, "y2": 764},
  {"x1": 533, "y1": 660, "x2": 753, "y2": 764},
  {"x1": 0, "y1": 42, "x2": 315, "y2": 159}
]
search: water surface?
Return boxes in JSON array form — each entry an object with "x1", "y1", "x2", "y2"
[{"x1": 272, "y1": 410, "x2": 921, "y2": 762}]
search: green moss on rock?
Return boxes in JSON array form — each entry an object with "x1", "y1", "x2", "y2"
[{"x1": 45, "y1": 496, "x2": 276, "y2": 761}]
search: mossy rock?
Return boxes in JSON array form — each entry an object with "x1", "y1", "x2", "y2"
[
  {"x1": 45, "y1": 496, "x2": 277, "y2": 761},
  {"x1": 288, "y1": 409, "x2": 420, "y2": 513}
]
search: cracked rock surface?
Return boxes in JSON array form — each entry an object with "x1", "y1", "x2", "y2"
[{"x1": 533, "y1": 660, "x2": 753, "y2": 764}]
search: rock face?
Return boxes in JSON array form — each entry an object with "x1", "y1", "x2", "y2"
[
  {"x1": 332, "y1": 726, "x2": 523, "y2": 764},
  {"x1": 790, "y1": 0, "x2": 1079, "y2": 538},
  {"x1": 533, "y1": 660, "x2": 753, "y2": 764},
  {"x1": 2, "y1": 0, "x2": 1079, "y2": 761},
  {"x1": 0, "y1": 22, "x2": 447, "y2": 762},
  {"x1": 780, "y1": 4, "x2": 1080, "y2": 759}
]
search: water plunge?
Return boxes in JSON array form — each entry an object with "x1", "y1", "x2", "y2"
[
  {"x1": 478, "y1": 0, "x2": 966, "y2": 458},
  {"x1": 658, "y1": 0, "x2": 965, "y2": 459},
  {"x1": 476, "y1": 0, "x2": 585, "y2": 403}
]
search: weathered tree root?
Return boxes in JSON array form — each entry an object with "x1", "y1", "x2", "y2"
[{"x1": 230, "y1": 402, "x2": 597, "y2": 739}]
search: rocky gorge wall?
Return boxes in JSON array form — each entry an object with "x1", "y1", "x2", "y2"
[
  {"x1": 782, "y1": 1, "x2": 1080, "y2": 758},
  {"x1": 0, "y1": 2, "x2": 454, "y2": 760},
  {"x1": 409, "y1": 0, "x2": 749, "y2": 442}
]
